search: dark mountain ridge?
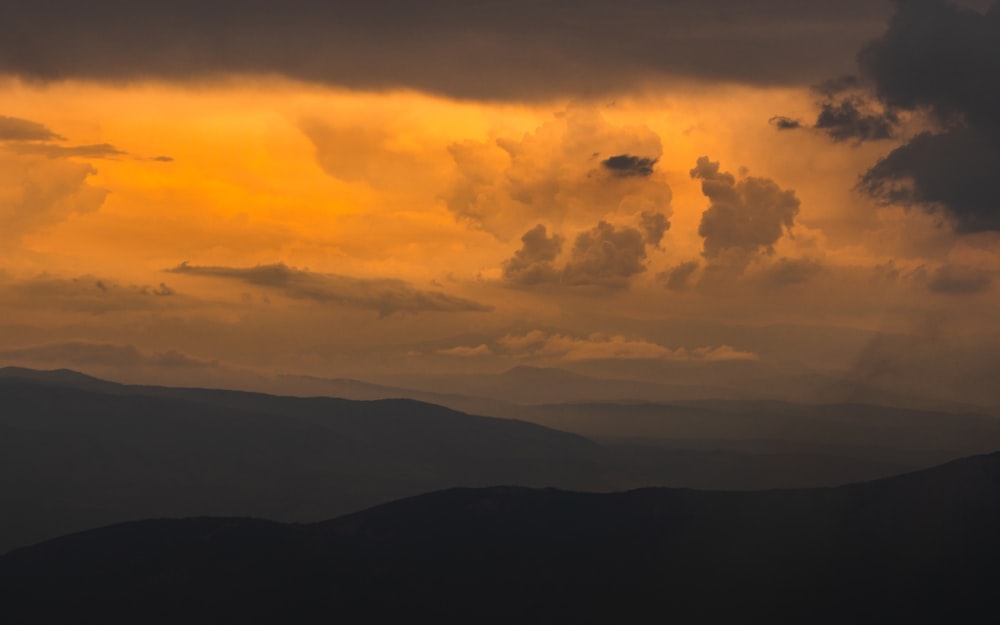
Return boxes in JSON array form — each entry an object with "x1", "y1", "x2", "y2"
[
  {"x1": 2, "y1": 366, "x2": 993, "y2": 554},
  {"x1": 2, "y1": 452, "x2": 998, "y2": 624}
]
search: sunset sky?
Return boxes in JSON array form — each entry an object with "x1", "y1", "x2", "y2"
[{"x1": 1, "y1": 0, "x2": 998, "y2": 409}]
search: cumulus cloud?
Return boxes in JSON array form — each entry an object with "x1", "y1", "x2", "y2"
[
  {"x1": 0, "y1": 115, "x2": 64, "y2": 141},
  {"x1": 0, "y1": 1, "x2": 890, "y2": 100},
  {"x1": 502, "y1": 224, "x2": 564, "y2": 286},
  {"x1": 927, "y1": 264, "x2": 993, "y2": 295},
  {"x1": 846, "y1": 0, "x2": 1000, "y2": 232},
  {"x1": 562, "y1": 221, "x2": 649, "y2": 289},
  {"x1": 497, "y1": 330, "x2": 758, "y2": 362},
  {"x1": 639, "y1": 210, "x2": 670, "y2": 248},
  {"x1": 601, "y1": 154, "x2": 657, "y2": 178},
  {"x1": 446, "y1": 108, "x2": 669, "y2": 238},
  {"x1": 690, "y1": 157, "x2": 800, "y2": 267},
  {"x1": 167, "y1": 262, "x2": 492, "y2": 316}
]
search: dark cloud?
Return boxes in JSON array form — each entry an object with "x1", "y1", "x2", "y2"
[
  {"x1": 5, "y1": 142, "x2": 127, "y2": 159},
  {"x1": 167, "y1": 262, "x2": 492, "y2": 316},
  {"x1": 814, "y1": 97, "x2": 898, "y2": 142},
  {"x1": 760, "y1": 258, "x2": 824, "y2": 287},
  {"x1": 601, "y1": 154, "x2": 657, "y2": 178},
  {"x1": 852, "y1": 0, "x2": 1000, "y2": 232},
  {"x1": 563, "y1": 221, "x2": 648, "y2": 289},
  {"x1": 813, "y1": 74, "x2": 861, "y2": 97},
  {"x1": 662, "y1": 261, "x2": 700, "y2": 291},
  {"x1": 859, "y1": 126, "x2": 1000, "y2": 233},
  {"x1": 927, "y1": 264, "x2": 992, "y2": 295},
  {"x1": 502, "y1": 225, "x2": 564, "y2": 287},
  {"x1": 150, "y1": 155, "x2": 174, "y2": 163},
  {"x1": 639, "y1": 211, "x2": 670, "y2": 248},
  {"x1": 768, "y1": 116, "x2": 802, "y2": 131},
  {"x1": 0, "y1": 1, "x2": 889, "y2": 99},
  {"x1": 690, "y1": 157, "x2": 800, "y2": 266},
  {"x1": 0, "y1": 115, "x2": 64, "y2": 141}
]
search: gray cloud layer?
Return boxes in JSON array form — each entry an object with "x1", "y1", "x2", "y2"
[
  {"x1": 0, "y1": 1, "x2": 889, "y2": 99},
  {"x1": 168, "y1": 262, "x2": 492, "y2": 316}
]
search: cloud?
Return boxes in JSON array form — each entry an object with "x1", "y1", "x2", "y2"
[
  {"x1": 927, "y1": 264, "x2": 992, "y2": 295},
  {"x1": 562, "y1": 221, "x2": 648, "y2": 289},
  {"x1": 437, "y1": 344, "x2": 492, "y2": 357},
  {"x1": 0, "y1": 341, "x2": 217, "y2": 369},
  {"x1": 167, "y1": 262, "x2": 492, "y2": 316},
  {"x1": 850, "y1": 0, "x2": 1000, "y2": 232},
  {"x1": 768, "y1": 116, "x2": 802, "y2": 131},
  {"x1": 690, "y1": 157, "x2": 800, "y2": 266},
  {"x1": 814, "y1": 96, "x2": 898, "y2": 142},
  {"x1": 0, "y1": 2, "x2": 890, "y2": 100},
  {"x1": 639, "y1": 210, "x2": 670, "y2": 248},
  {"x1": 5, "y1": 142, "x2": 127, "y2": 159},
  {"x1": 0, "y1": 115, "x2": 65, "y2": 141},
  {"x1": 601, "y1": 154, "x2": 657, "y2": 178},
  {"x1": 759, "y1": 258, "x2": 825, "y2": 287},
  {"x1": 502, "y1": 219, "x2": 662, "y2": 290},
  {"x1": 661, "y1": 261, "x2": 700, "y2": 291},
  {"x1": 502, "y1": 224, "x2": 564, "y2": 287},
  {"x1": 1, "y1": 274, "x2": 182, "y2": 313},
  {"x1": 0, "y1": 155, "x2": 107, "y2": 242},
  {"x1": 859, "y1": 127, "x2": 1000, "y2": 233},
  {"x1": 446, "y1": 108, "x2": 668, "y2": 238},
  {"x1": 497, "y1": 330, "x2": 758, "y2": 362}
]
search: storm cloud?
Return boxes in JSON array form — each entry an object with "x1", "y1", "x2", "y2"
[
  {"x1": 814, "y1": 97, "x2": 898, "y2": 142},
  {"x1": 167, "y1": 262, "x2": 492, "y2": 316},
  {"x1": 853, "y1": 0, "x2": 1000, "y2": 232},
  {"x1": 691, "y1": 157, "x2": 800, "y2": 266},
  {"x1": 0, "y1": 1, "x2": 890, "y2": 100}
]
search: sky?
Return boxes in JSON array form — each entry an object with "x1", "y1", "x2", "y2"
[{"x1": 1, "y1": 0, "x2": 998, "y2": 409}]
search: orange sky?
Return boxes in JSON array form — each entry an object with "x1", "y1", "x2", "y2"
[{"x1": 1, "y1": 10, "x2": 998, "y2": 410}]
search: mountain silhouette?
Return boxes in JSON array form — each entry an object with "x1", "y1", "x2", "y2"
[
  {"x1": 1, "y1": 366, "x2": 989, "y2": 553},
  {"x1": 2, "y1": 452, "x2": 997, "y2": 624}
]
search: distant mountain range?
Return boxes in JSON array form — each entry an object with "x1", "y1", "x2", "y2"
[
  {"x1": 3, "y1": 451, "x2": 998, "y2": 624},
  {"x1": 3, "y1": 366, "x2": 999, "y2": 554}
]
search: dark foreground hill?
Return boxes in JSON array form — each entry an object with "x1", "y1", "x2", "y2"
[
  {"x1": 2, "y1": 452, "x2": 998, "y2": 624},
  {"x1": 0, "y1": 367, "x2": 931, "y2": 552}
]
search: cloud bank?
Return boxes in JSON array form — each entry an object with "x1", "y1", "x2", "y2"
[{"x1": 168, "y1": 262, "x2": 492, "y2": 316}]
